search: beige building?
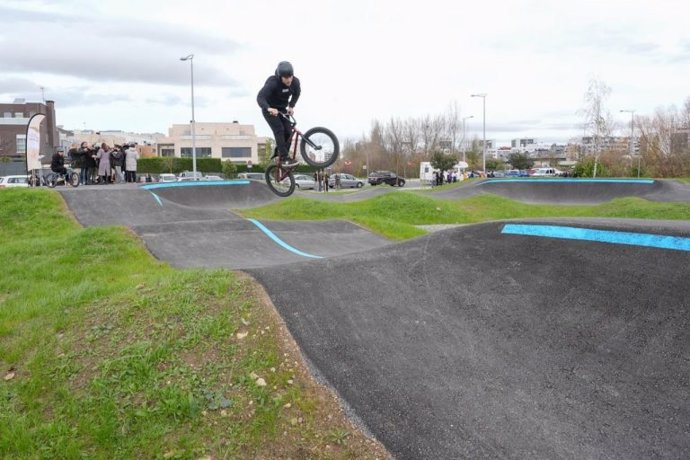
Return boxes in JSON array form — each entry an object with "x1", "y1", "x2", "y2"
[{"x1": 157, "y1": 121, "x2": 268, "y2": 165}]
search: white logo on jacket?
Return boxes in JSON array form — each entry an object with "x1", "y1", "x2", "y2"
[{"x1": 282, "y1": 89, "x2": 289, "y2": 93}]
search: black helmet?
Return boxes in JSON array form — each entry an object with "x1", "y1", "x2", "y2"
[{"x1": 275, "y1": 61, "x2": 294, "y2": 77}]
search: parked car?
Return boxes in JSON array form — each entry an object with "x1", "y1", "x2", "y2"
[
  {"x1": 203, "y1": 175, "x2": 223, "y2": 181},
  {"x1": 531, "y1": 167, "x2": 563, "y2": 177},
  {"x1": 291, "y1": 174, "x2": 316, "y2": 190},
  {"x1": 329, "y1": 173, "x2": 365, "y2": 189},
  {"x1": 0, "y1": 175, "x2": 29, "y2": 188},
  {"x1": 506, "y1": 169, "x2": 530, "y2": 177},
  {"x1": 237, "y1": 172, "x2": 265, "y2": 181},
  {"x1": 368, "y1": 170, "x2": 405, "y2": 187},
  {"x1": 158, "y1": 173, "x2": 177, "y2": 183},
  {"x1": 178, "y1": 171, "x2": 204, "y2": 180}
]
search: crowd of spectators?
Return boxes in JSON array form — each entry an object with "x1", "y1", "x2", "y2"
[{"x1": 66, "y1": 142, "x2": 140, "y2": 185}]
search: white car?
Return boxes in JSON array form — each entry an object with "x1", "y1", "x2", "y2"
[
  {"x1": 237, "y1": 172, "x2": 265, "y2": 180},
  {"x1": 158, "y1": 173, "x2": 177, "y2": 182},
  {"x1": 178, "y1": 171, "x2": 204, "y2": 180},
  {"x1": 0, "y1": 175, "x2": 29, "y2": 188},
  {"x1": 204, "y1": 175, "x2": 223, "y2": 181}
]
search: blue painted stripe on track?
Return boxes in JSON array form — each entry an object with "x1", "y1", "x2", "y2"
[
  {"x1": 247, "y1": 218, "x2": 323, "y2": 259},
  {"x1": 481, "y1": 178, "x2": 655, "y2": 184},
  {"x1": 141, "y1": 180, "x2": 251, "y2": 190},
  {"x1": 502, "y1": 224, "x2": 690, "y2": 252},
  {"x1": 150, "y1": 192, "x2": 163, "y2": 207}
]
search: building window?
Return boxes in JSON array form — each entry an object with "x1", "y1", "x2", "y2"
[
  {"x1": 16, "y1": 134, "x2": 26, "y2": 154},
  {"x1": 160, "y1": 148, "x2": 174, "y2": 157},
  {"x1": 181, "y1": 147, "x2": 211, "y2": 158},
  {"x1": 222, "y1": 147, "x2": 251, "y2": 158},
  {"x1": 14, "y1": 112, "x2": 23, "y2": 118},
  {"x1": 3, "y1": 112, "x2": 11, "y2": 118}
]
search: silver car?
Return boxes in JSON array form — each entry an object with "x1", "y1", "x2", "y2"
[
  {"x1": 292, "y1": 174, "x2": 316, "y2": 190},
  {"x1": 329, "y1": 173, "x2": 364, "y2": 189}
]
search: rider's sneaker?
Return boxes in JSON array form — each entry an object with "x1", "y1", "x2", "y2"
[{"x1": 281, "y1": 157, "x2": 298, "y2": 168}]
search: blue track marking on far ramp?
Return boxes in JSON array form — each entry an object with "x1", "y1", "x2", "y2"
[
  {"x1": 149, "y1": 192, "x2": 163, "y2": 206},
  {"x1": 502, "y1": 224, "x2": 690, "y2": 252},
  {"x1": 248, "y1": 219, "x2": 323, "y2": 259}
]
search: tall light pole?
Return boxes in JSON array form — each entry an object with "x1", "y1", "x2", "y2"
[
  {"x1": 180, "y1": 54, "x2": 197, "y2": 179},
  {"x1": 471, "y1": 93, "x2": 487, "y2": 174},
  {"x1": 620, "y1": 109, "x2": 637, "y2": 177},
  {"x1": 461, "y1": 115, "x2": 474, "y2": 163}
]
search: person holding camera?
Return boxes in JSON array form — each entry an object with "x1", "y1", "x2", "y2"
[{"x1": 76, "y1": 142, "x2": 93, "y2": 185}]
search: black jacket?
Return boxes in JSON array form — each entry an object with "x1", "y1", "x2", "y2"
[
  {"x1": 80, "y1": 147, "x2": 96, "y2": 168},
  {"x1": 257, "y1": 75, "x2": 301, "y2": 112},
  {"x1": 68, "y1": 148, "x2": 82, "y2": 168},
  {"x1": 51, "y1": 153, "x2": 65, "y2": 171},
  {"x1": 110, "y1": 149, "x2": 124, "y2": 168}
]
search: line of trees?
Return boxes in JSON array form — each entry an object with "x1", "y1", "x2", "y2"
[
  {"x1": 333, "y1": 103, "x2": 486, "y2": 178},
  {"x1": 331, "y1": 82, "x2": 690, "y2": 179},
  {"x1": 579, "y1": 77, "x2": 690, "y2": 178}
]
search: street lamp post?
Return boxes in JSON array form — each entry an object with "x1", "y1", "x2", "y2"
[
  {"x1": 461, "y1": 115, "x2": 474, "y2": 163},
  {"x1": 180, "y1": 54, "x2": 197, "y2": 179},
  {"x1": 620, "y1": 109, "x2": 637, "y2": 177},
  {"x1": 471, "y1": 93, "x2": 487, "y2": 174}
]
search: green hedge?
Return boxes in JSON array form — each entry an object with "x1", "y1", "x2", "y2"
[
  {"x1": 138, "y1": 157, "x2": 318, "y2": 175},
  {"x1": 137, "y1": 158, "x2": 224, "y2": 174}
]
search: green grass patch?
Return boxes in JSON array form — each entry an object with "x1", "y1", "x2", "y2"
[
  {"x1": 0, "y1": 189, "x2": 388, "y2": 459},
  {"x1": 239, "y1": 192, "x2": 690, "y2": 240}
]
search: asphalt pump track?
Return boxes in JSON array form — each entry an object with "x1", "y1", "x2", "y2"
[{"x1": 59, "y1": 180, "x2": 690, "y2": 459}]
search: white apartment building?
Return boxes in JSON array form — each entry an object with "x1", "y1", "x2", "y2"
[{"x1": 156, "y1": 121, "x2": 268, "y2": 165}]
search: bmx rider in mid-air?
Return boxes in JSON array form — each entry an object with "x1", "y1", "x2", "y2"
[{"x1": 257, "y1": 61, "x2": 301, "y2": 167}]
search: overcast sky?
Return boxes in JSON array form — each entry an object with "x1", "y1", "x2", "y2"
[{"x1": 2, "y1": 0, "x2": 689, "y2": 145}]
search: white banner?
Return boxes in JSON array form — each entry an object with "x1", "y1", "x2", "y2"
[{"x1": 26, "y1": 113, "x2": 46, "y2": 171}]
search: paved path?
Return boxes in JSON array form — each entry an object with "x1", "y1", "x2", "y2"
[{"x1": 58, "y1": 180, "x2": 690, "y2": 459}]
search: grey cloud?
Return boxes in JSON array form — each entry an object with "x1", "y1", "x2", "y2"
[
  {"x1": 0, "y1": 5, "x2": 239, "y2": 55},
  {"x1": 0, "y1": 77, "x2": 42, "y2": 93},
  {"x1": 145, "y1": 94, "x2": 185, "y2": 105},
  {"x1": 51, "y1": 87, "x2": 132, "y2": 107},
  {"x1": 0, "y1": 5, "x2": 243, "y2": 88}
]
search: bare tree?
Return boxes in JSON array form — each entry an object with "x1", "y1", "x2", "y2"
[
  {"x1": 579, "y1": 77, "x2": 615, "y2": 177},
  {"x1": 445, "y1": 101, "x2": 461, "y2": 156},
  {"x1": 384, "y1": 117, "x2": 407, "y2": 175}
]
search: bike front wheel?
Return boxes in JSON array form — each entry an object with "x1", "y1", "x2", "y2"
[
  {"x1": 265, "y1": 165, "x2": 296, "y2": 197},
  {"x1": 300, "y1": 127, "x2": 339, "y2": 168},
  {"x1": 45, "y1": 173, "x2": 58, "y2": 188},
  {"x1": 68, "y1": 172, "x2": 80, "y2": 187}
]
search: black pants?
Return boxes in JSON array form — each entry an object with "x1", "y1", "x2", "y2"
[
  {"x1": 262, "y1": 111, "x2": 292, "y2": 158},
  {"x1": 52, "y1": 167, "x2": 67, "y2": 176},
  {"x1": 126, "y1": 170, "x2": 137, "y2": 183}
]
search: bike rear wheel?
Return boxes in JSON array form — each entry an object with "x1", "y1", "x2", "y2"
[
  {"x1": 68, "y1": 172, "x2": 80, "y2": 187},
  {"x1": 45, "y1": 173, "x2": 58, "y2": 188},
  {"x1": 265, "y1": 165, "x2": 296, "y2": 197},
  {"x1": 300, "y1": 127, "x2": 339, "y2": 168}
]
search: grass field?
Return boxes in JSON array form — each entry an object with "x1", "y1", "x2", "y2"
[
  {"x1": 0, "y1": 189, "x2": 389, "y2": 459},
  {"x1": 239, "y1": 192, "x2": 690, "y2": 240},
  {"x1": 3, "y1": 185, "x2": 688, "y2": 458}
]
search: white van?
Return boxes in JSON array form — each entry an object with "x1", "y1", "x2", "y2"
[
  {"x1": 531, "y1": 167, "x2": 562, "y2": 177},
  {"x1": 419, "y1": 161, "x2": 468, "y2": 185}
]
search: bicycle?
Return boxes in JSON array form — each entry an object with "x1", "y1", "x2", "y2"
[
  {"x1": 264, "y1": 113, "x2": 339, "y2": 197},
  {"x1": 45, "y1": 169, "x2": 80, "y2": 188},
  {"x1": 27, "y1": 169, "x2": 49, "y2": 187}
]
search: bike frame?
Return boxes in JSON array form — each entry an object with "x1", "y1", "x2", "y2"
[{"x1": 280, "y1": 113, "x2": 322, "y2": 163}]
